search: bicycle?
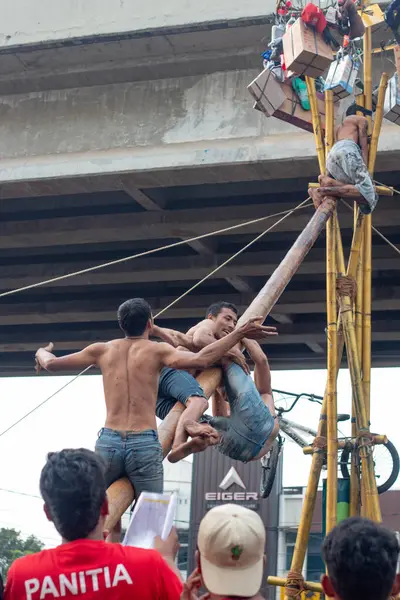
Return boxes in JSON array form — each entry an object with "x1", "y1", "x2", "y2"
[{"x1": 260, "y1": 389, "x2": 400, "y2": 499}]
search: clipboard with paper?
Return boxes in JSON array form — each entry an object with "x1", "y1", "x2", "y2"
[{"x1": 122, "y1": 492, "x2": 177, "y2": 549}]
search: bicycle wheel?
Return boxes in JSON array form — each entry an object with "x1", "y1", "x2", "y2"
[
  {"x1": 340, "y1": 437, "x2": 400, "y2": 494},
  {"x1": 260, "y1": 435, "x2": 283, "y2": 499}
]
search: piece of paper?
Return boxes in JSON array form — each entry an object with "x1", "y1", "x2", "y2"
[{"x1": 122, "y1": 492, "x2": 177, "y2": 549}]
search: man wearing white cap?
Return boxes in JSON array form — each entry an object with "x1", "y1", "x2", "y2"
[{"x1": 181, "y1": 504, "x2": 266, "y2": 600}]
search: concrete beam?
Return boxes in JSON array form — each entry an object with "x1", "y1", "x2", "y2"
[
  {"x1": 0, "y1": 0, "x2": 274, "y2": 49},
  {"x1": 0, "y1": 68, "x2": 399, "y2": 189},
  {"x1": 3, "y1": 319, "x2": 400, "y2": 353},
  {"x1": 0, "y1": 246, "x2": 397, "y2": 291},
  {"x1": 0, "y1": 200, "x2": 399, "y2": 250},
  {"x1": 2, "y1": 285, "x2": 400, "y2": 325}
]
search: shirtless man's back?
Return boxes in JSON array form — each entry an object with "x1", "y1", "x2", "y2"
[{"x1": 35, "y1": 298, "x2": 271, "y2": 538}]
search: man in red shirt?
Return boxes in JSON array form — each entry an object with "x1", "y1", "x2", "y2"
[{"x1": 4, "y1": 448, "x2": 182, "y2": 600}]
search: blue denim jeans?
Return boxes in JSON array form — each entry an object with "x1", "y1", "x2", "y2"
[
  {"x1": 95, "y1": 428, "x2": 163, "y2": 499},
  {"x1": 156, "y1": 367, "x2": 207, "y2": 420},
  {"x1": 209, "y1": 363, "x2": 275, "y2": 462}
]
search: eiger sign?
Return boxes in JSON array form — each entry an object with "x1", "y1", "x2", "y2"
[{"x1": 205, "y1": 467, "x2": 259, "y2": 508}]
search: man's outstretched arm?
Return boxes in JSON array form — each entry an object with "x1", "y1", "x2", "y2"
[
  {"x1": 150, "y1": 324, "x2": 195, "y2": 350},
  {"x1": 35, "y1": 342, "x2": 106, "y2": 373},
  {"x1": 158, "y1": 318, "x2": 277, "y2": 371},
  {"x1": 243, "y1": 339, "x2": 272, "y2": 395}
]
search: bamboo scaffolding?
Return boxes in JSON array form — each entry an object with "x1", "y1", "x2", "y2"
[
  {"x1": 282, "y1": 80, "x2": 336, "y2": 600},
  {"x1": 325, "y1": 89, "x2": 338, "y2": 535},
  {"x1": 351, "y1": 207, "x2": 363, "y2": 516}
]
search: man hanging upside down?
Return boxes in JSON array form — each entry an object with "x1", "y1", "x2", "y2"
[
  {"x1": 35, "y1": 298, "x2": 271, "y2": 539},
  {"x1": 154, "y1": 301, "x2": 279, "y2": 463},
  {"x1": 173, "y1": 337, "x2": 279, "y2": 464},
  {"x1": 309, "y1": 112, "x2": 378, "y2": 215}
]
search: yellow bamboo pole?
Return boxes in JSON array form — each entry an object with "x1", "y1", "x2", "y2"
[
  {"x1": 363, "y1": 27, "x2": 372, "y2": 135},
  {"x1": 305, "y1": 77, "x2": 325, "y2": 172},
  {"x1": 283, "y1": 80, "x2": 329, "y2": 600},
  {"x1": 325, "y1": 89, "x2": 338, "y2": 534},
  {"x1": 363, "y1": 73, "x2": 389, "y2": 424},
  {"x1": 351, "y1": 207, "x2": 363, "y2": 516}
]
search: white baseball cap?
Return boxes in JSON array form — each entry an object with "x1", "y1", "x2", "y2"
[{"x1": 198, "y1": 503, "x2": 265, "y2": 597}]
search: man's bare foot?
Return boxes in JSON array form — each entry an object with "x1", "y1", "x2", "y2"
[
  {"x1": 318, "y1": 185, "x2": 363, "y2": 200},
  {"x1": 318, "y1": 174, "x2": 341, "y2": 188},
  {"x1": 184, "y1": 420, "x2": 218, "y2": 439},
  {"x1": 168, "y1": 433, "x2": 219, "y2": 463}
]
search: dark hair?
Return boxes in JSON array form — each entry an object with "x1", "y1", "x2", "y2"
[
  {"x1": 39, "y1": 448, "x2": 107, "y2": 541},
  {"x1": 118, "y1": 298, "x2": 152, "y2": 336},
  {"x1": 322, "y1": 517, "x2": 399, "y2": 600},
  {"x1": 206, "y1": 301, "x2": 238, "y2": 319}
]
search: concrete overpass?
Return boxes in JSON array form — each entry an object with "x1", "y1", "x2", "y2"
[{"x1": 0, "y1": 0, "x2": 399, "y2": 375}]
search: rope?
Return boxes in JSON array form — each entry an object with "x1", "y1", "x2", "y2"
[
  {"x1": 285, "y1": 572, "x2": 305, "y2": 597},
  {"x1": 312, "y1": 435, "x2": 327, "y2": 449},
  {"x1": 340, "y1": 198, "x2": 400, "y2": 258},
  {"x1": 0, "y1": 367, "x2": 92, "y2": 438},
  {"x1": 155, "y1": 198, "x2": 312, "y2": 318},
  {"x1": 336, "y1": 275, "x2": 357, "y2": 302},
  {"x1": 0, "y1": 202, "x2": 313, "y2": 300},
  {"x1": 0, "y1": 197, "x2": 312, "y2": 439}
]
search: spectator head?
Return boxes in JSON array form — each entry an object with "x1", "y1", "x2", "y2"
[
  {"x1": 196, "y1": 504, "x2": 265, "y2": 597},
  {"x1": 40, "y1": 449, "x2": 108, "y2": 542},
  {"x1": 118, "y1": 298, "x2": 153, "y2": 337},
  {"x1": 322, "y1": 516, "x2": 400, "y2": 600},
  {"x1": 206, "y1": 302, "x2": 238, "y2": 338}
]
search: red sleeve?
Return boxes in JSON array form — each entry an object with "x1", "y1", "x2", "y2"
[
  {"x1": 4, "y1": 563, "x2": 16, "y2": 599},
  {"x1": 155, "y1": 553, "x2": 183, "y2": 600}
]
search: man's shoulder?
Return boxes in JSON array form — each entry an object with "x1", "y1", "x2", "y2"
[
  {"x1": 187, "y1": 319, "x2": 213, "y2": 333},
  {"x1": 8, "y1": 547, "x2": 52, "y2": 573}
]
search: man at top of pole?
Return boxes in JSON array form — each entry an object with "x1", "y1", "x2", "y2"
[
  {"x1": 309, "y1": 110, "x2": 378, "y2": 215},
  {"x1": 35, "y1": 298, "x2": 271, "y2": 532},
  {"x1": 155, "y1": 301, "x2": 280, "y2": 464}
]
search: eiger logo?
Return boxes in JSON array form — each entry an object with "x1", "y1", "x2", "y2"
[
  {"x1": 219, "y1": 467, "x2": 246, "y2": 491},
  {"x1": 205, "y1": 467, "x2": 258, "y2": 502}
]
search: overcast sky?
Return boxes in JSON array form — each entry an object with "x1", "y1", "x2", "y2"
[{"x1": 0, "y1": 366, "x2": 398, "y2": 547}]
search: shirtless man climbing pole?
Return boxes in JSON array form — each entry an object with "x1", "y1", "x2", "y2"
[
  {"x1": 165, "y1": 305, "x2": 279, "y2": 463},
  {"x1": 156, "y1": 302, "x2": 274, "y2": 461},
  {"x1": 171, "y1": 336, "x2": 280, "y2": 464},
  {"x1": 35, "y1": 298, "x2": 271, "y2": 536},
  {"x1": 309, "y1": 112, "x2": 378, "y2": 215},
  {"x1": 153, "y1": 301, "x2": 279, "y2": 463}
]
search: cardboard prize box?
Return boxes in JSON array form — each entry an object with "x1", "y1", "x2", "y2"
[
  {"x1": 383, "y1": 73, "x2": 400, "y2": 126},
  {"x1": 283, "y1": 18, "x2": 333, "y2": 79},
  {"x1": 358, "y1": 3, "x2": 385, "y2": 34},
  {"x1": 247, "y1": 68, "x2": 286, "y2": 116},
  {"x1": 324, "y1": 54, "x2": 359, "y2": 99},
  {"x1": 273, "y1": 82, "x2": 329, "y2": 132}
]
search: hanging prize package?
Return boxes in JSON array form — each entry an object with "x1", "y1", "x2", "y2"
[
  {"x1": 324, "y1": 53, "x2": 359, "y2": 99},
  {"x1": 283, "y1": 18, "x2": 333, "y2": 79},
  {"x1": 383, "y1": 73, "x2": 400, "y2": 126},
  {"x1": 247, "y1": 68, "x2": 286, "y2": 116},
  {"x1": 273, "y1": 83, "x2": 330, "y2": 132},
  {"x1": 325, "y1": 6, "x2": 339, "y2": 27},
  {"x1": 359, "y1": 3, "x2": 385, "y2": 33}
]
